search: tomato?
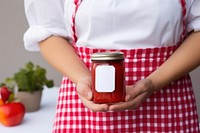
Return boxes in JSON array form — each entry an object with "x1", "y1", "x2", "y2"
[
  {"x1": 0, "y1": 102, "x2": 25, "y2": 126},
  {"x1": 0, "y1": 86, "x2": 12, "y2": 103}
]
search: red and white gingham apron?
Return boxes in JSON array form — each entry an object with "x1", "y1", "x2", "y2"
[{"x1": 53, "y1": 0, "x2": 200, "y2": 132}]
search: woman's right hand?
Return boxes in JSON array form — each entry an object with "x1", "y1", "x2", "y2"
[{"x1": 76, "y1": 76, "x2": 109, "y2": 112}]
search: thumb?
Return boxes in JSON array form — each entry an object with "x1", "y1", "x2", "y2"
[{"x1": 76, "y1": 78, "x2": 93, "y2": 100}]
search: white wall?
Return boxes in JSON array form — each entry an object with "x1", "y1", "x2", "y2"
[
  {"x1": 0, "y1": 0, "x2": 62, "y2": 86},
  {"x1": 0, "y1": 0, "x2": 199, "y2": 120},
  {"x1": 190, "y1": 69, "x2": 200, "y2": 120}
]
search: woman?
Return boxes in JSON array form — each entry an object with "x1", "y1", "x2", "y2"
[{"x1": 24, "y1": 0, "x2": 200, "y2": 132}]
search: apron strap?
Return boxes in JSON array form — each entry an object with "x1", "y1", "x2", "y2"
[
  {"x1": 71, "y1": 0, "x2": 82, "y2": 44},
  {"x1": 179, "y1": 0, "x2": 187, "y2": 42},
  {"x1": 71, "y1": 0, "x2": 187, "y2": 44}
]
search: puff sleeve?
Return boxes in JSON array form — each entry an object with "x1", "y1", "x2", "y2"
[
  {"x1": 23, "y1": 0, "x2": 69, "y2": 51},
  {"x1": 187, "y1": 0, "x2": 200, "y2": 32}
]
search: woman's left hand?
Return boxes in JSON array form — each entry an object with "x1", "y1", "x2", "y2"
[{"x1": 109, "y1": 79, "x2": 155, "y2": 111}]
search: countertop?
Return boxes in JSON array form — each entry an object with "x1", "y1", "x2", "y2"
[{"x1": 0, "y1": 87, "x2": 59, "y2": 133}]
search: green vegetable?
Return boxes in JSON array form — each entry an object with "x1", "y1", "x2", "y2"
[{"x1": 3, "y1": 62, "x2": 54, "y2": 93}]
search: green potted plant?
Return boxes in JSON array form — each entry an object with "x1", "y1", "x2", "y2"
[{"x1": 5, "y1": 62, "x2": 54, "y2": 112}]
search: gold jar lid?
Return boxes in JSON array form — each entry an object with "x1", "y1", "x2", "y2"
[{"x1": 91, "y1": 52, "x2": 124, "y2": 61}]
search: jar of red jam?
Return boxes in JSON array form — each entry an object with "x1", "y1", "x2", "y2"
[{"x1": 91, "y1": 52, "x2": 125, "y2": 104}]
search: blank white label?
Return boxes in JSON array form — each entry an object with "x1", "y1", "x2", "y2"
[{"x1": 95, "y1": 65, "x2": 115, "y2": 92}]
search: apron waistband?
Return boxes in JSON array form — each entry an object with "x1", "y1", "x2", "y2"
[{"x1": 75, "y1": 45, "x2": 178, "y2": 59}]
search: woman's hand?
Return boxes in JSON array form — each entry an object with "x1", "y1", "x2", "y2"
[
  {"x1": 39, "y1": 36, "x2": 109, "y2": 112},
  {"x1": 76, "y1": 77, "x2": 109, "y2": 112},
  {"x1": 109, "y1": 79, "x2": 155, "y2": 111}
]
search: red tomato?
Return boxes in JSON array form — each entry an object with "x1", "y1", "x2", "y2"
[
  {"x1": 0, "y1": 86, "x2": 12, "y2": 103},
  {"x1": 0, "y1": 102, "x2": 25, "y2": 126}
]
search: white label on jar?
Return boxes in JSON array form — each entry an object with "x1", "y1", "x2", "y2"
[{"x1": 95, "y1": 65, "x2": 115, "y2": 92}]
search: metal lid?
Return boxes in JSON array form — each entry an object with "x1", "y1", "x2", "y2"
[{"x1": 91, "y1": 52, "x2": 124, "y2": 61}]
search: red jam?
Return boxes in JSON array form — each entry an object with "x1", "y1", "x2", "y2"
[{"x1": 91, "y1": 52, "x2": 125, "y2": 104}]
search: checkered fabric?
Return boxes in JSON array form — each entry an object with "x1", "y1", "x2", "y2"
[{"x1": 53, "y1": 45, "x2": 200, "y2": 133}]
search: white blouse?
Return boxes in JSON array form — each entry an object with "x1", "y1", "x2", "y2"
[{"x1": 24, "y1": 0, "x2": 200, "y2": 51}]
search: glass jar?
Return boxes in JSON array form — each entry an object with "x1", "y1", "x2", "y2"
[{"x1": 91, "y1": 52, "x2": 125, "y2": 103}]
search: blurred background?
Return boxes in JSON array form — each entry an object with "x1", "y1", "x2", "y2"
[
  {"x1": 0, "y1": 0, "x2": 200, "y2": 120},
  {"x1": 0, "y1": 0, "x2": 62, "y2": 87}
]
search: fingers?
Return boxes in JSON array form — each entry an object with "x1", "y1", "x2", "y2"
[
  {"x1": 125, "y1": 79, "x2": 154, "y2": 102},
  {"x1": 125, "y1": 84, "x2": 145, "y2": 102},
  {"x1": 78, "y1": 94, "x2": 109, "y2": 112},
  {"x1": 109, "y1": 79, "x2": 154, "y2": 111},
  {"x1": 76, "y1": 77, "x2": 109, "y2": 112},
  {"x1": 76, "y1": 78, "x2": 93, "y2": 100},
  {"x1": 109, "y1": 92, "x2": 147, "y2": 111},
  {"x1": 76, "y1": 77, "x2": 154, "y2": 112}
]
